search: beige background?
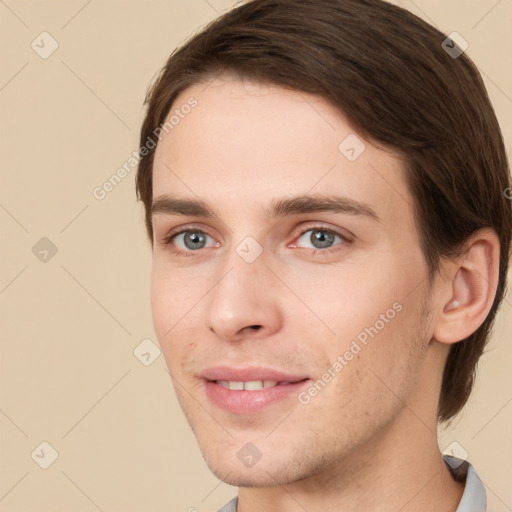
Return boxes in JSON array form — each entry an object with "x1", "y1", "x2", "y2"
[{"x1": 0, "y1": 0, "x2": 511, "y2": 511}]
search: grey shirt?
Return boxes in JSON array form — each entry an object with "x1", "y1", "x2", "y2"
[{"x1": 216, "y1": 456, "x2": 487, "y2": 512}]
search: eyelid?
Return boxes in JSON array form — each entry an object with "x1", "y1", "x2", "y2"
[
  {"x1": 159, "y1": 222, "x2": 218, "y2": 242},
  {"x1": 290, "y1": 222, "x2": 354, "y2": 244}
]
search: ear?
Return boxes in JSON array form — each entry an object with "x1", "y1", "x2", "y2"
[{"x1": 433, "y1": 228, "x2": 500, "y2": 344}]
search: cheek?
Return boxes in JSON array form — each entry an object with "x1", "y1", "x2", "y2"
[
  {"x1": 299, "y1": 309, "x2": 423, "y2": 439},
  {"x1": 150, "y1": 268, "x2": 171, "y2": 338},
  {"x1": 288, "y1": 263, "x2": 405, "y2": 350},
  {"x1": 335, "y1": 297, "x2": 427, "y2": 408},
  {"x1": 150, "y1": 262, "x2": 187, "y2": 345},
  {"x1": 292, "y1": 261, "x2": 424, "y2": 401},
  {"x1": 150, "y1": 257, "x2": 195, "y2": 322},
  {"x1": 150, "y1": 261, "x2": 206, "y2": 373}
]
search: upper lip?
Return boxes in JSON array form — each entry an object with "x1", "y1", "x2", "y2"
[{"x1": 200, "y1": 366, "x2": 310, "y2": 383}]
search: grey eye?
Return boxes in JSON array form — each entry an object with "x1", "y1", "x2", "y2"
[
  {"x1": 175, "y1": 231, "x2": 212, "y2": 251},
  {"x1": 297, "y1": 229, "x2": 342, "y2": 250}
]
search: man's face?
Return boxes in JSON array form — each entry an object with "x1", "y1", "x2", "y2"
[{"x1": 150, "y1": 75, "x2": 437, "y2": 487}]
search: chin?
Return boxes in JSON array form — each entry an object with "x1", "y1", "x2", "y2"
[
  {"x1": 198, "y1": 442, "x2": 318, "y2": 488},
  {"x1": 205, "y1": 458, "x2": 294, "y2": 488}
]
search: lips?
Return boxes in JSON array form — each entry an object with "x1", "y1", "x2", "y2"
[{"x1": 200, "y1": 366, "x2": 311, "y2": 414}]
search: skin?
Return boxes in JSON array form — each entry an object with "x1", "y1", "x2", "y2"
[{"x1": 149, "y1": 74, "x2": 499, "y2": 512}]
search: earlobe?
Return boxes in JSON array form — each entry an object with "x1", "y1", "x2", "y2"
[{"x1": 433, "y1": 229, "x2": 500, "y2": 344}]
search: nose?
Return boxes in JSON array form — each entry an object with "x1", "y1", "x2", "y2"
[{"x1": 204, "y1": 252, "x2": 283, "y2": 342}]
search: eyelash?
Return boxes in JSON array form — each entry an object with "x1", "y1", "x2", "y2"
[{"x1": 160, "y1": 223, "x2": 352, "y2": 258}]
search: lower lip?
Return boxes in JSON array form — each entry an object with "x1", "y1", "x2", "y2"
[{"x1": 204, "y1": 379, "x2": 311, "y2": 414}]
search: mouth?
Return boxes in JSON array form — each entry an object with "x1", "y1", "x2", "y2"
[
  {"x1": 200, "y1": 366, "x2": 311, "y2": 414},
  {"x1": 214, "y1": 379, "x2": 306, "y2": 390}
]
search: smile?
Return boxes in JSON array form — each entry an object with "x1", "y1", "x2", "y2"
[{"x1": 215, "y1": 380, "x2": 292, "y2": 390}]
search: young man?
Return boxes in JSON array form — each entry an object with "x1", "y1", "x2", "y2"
[{"x1": 135, "y1": 1, "x2": 511, "y2": 510}]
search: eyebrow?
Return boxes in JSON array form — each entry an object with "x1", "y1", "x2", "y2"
[{"x1": 151, "y1": 193, "x2": 380, "y2": 222}]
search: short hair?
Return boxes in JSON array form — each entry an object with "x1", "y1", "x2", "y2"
[{"x1": 135, "y1": 0, "x2": 511, "y2": 423}]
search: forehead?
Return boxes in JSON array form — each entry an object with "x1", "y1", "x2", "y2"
[{"x1": 151, "y1": 76, "x2": 412, "y2": 226}]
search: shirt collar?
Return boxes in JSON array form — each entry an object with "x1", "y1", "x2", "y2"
[{"x1": 443, "y1": 455, "x2": 487, "y2": 512}]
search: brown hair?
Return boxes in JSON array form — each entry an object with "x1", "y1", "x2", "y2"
[{"x1": 135, "y1": 0, "x2": 511, "y2": 423}]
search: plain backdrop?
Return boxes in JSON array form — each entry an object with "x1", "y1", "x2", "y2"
[{"x1": 1, "y1": 1, "x2": 511, "y2": 511}]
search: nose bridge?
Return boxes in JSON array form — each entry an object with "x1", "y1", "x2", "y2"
[{"x1": 204, "y1": 238, "x2": 282, "y2": 340}]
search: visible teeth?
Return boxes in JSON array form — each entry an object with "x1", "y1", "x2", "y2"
[
  {"x1": 216, "y1": 380, "x2": 278, "y2": 390},
  {"x1": 243, "y1": 380, "x2": 263, "y2": 390}
]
